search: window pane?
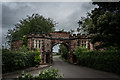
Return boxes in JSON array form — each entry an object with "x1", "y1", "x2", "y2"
[
  {"x1": 36, "y1": 40, "x2": 37, "y2": 48},
  {"x1": 84, "y1": 44, "x2": 86, "y2": 48},
  {"x1": 39, "y1": 40, "x2": 40, "y2": 48},
  {"x1": 82, "y1": 40, "x2": 83, "y2": 43},
  {"x1": 82, "y1": 44, "x2": 84, "y2": 47},
  {"x1": 84, "y1": 41, "x2": 86, "y2": 43}
]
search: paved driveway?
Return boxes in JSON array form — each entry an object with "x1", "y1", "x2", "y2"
[
  {"x1": 52, "y1": 56, "x2": 120, "y2": 78},
  {"x1": 3, "y1": 56, "x2": 120, "y2": 79}
]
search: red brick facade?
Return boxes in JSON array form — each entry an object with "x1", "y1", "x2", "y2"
[
  {"x1": 11, "y1": 40, "x2": 23, "y2": 50},
  {"x1": 11, "y1": 31, "x2": 94, "y2": 64}
]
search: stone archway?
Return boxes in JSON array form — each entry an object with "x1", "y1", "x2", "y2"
[
  {"x1": 11, "y1": 31, "x2": 94, "y2": 64},
  {"x1": 50, "y1": 41, "x2": 70, "y2": 62}
]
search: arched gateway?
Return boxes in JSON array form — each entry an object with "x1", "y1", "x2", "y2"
[{"x1": 11, "y1": 31, "x2": 94, "y2": 64}]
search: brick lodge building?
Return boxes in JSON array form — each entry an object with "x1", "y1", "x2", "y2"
[{"x1": 11, "y1": 31, "x2": 94, "y2": 64}]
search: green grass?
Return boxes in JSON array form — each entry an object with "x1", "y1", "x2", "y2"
[{"x1": 52, "y1": 54, "x2": 57, "y2": 56}]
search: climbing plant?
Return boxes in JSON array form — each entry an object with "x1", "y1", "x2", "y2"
[{"x1": 22, "y1": 35, "x2": 27, "y2": 47}]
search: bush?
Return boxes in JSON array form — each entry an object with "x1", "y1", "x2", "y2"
[
  {"x1": 19, "y1": 45, "x2": 29, "y2": 52},
  {"x1": 34, "y1": 48, "x2": 41, "y2": 67},
  {"x1": 18, "y1": 67, "x2": 64, "y2": 80},
  {"x1": 22, "y1": 35, "x2": 27, "y2": 47},
  {"x1": 59, "y1": 45, "x2": 68, "y2": 60},
  {"x1": 73, "y1": 46, "x2": 120, "y2": 74},
  {"x1": 2, "y1": 48, "x2": 36, "y2": 73}
]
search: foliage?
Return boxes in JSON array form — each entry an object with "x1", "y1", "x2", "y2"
[
  {"x1": 6, "y1": 13, "x2": 56, "y2": 45},
  {"x1": 52, "y1": 54, "x2": 57, "y2": 57},
  {"x1": 19, "y1": 45, "x2": 29, "y2": 52},
  {"x1": 22, "y1": 35, "x2": 27, "y2": 47},
  {"x1": 74, "y1": 47, "x2": 89, "y2": 57},
  {"x1": 59, "y1": 45, "x2": 68, "y2": 60},
  {"x1": 73, "y1": 46, "x2": 90, "y2": 63},
  {"x1": 58, "y1": 29, "x2": 65, "y2": 32},
  {"x1": 34, "y1": 48, "x2": 41, "y2": 67},
  {"x1": 69, "y1": 29, "x2": 75, "y2": 35},
  {"x1": 18, "y1": 66, "x2": 64, "y2": 80},
  {"x1": 104, "y1": 46, "x2": 119, "y2": 51},
  {"x1": 60, "y1": 56, "x2": 68, "y2": 63},
  {"x1": 92, "y1": 2, "x2": 120, "y2": 14},
  {"x1": 76, "y1": 27, "x2": 81, "y2": 33},
  {"x1": 73, "y1": 47, "x2": 120, "y2": 74},
  {"x1": 2, "y1": 49, "x2": 36, "y2": 73},
  {"x1": 78, "y1": 2, "x2": 120, "y2": 49},
  {"x1": 77, "y1": 14, "x2": 94, "y2": 34}
]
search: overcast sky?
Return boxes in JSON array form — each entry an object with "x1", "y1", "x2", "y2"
[{"x1": 2, "y1": 2, "x2": 97, "y2": 47}]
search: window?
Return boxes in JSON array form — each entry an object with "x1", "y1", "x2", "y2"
[
  {"x1": 77, "y1": 40, "x2": 80, "y2": 46},
  {"x1": 39, "y1": 40, "x2": 40, "y2": 48},
  {"x1": 82, "y1": 41, "x2": 84, "y2": 44},
  {"x1": 81, "y1": 40, "x2": 87, "y2": 48},
  {"x1": 36, "y1": 40, "x2": 37, "y2": 48},
  {"x1": 84, "y1": 41, "x2": 86, "y2": 44}
]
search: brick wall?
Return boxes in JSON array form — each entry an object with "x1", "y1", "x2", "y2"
[
  {"x1": 11, "y1": 40, "x2": 23, "y2": 50},
  {"x1": 50, "y1": 32, "x2": 70, "y2": 38},
  {"x1": 11, "y1": 32, "x2": 94, "y2": 64}
]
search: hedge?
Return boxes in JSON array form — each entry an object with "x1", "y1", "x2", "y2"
[
  {"x1": 74, "y1": 47, "x2": 120, "y2": 74},
  {"x1": 2, "y1": 49, "x2": 36, "y2": 73}
]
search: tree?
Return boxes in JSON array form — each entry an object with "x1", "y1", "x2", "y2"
[
  {"x1": 77, "y1": 15, "x2": 94, "y2": 35},
  {"x1": 78, "y1": 2, "x2": 120, "y2": 49},
  {"x1": 92, "y1": 2, "x2": 120, "y2": 14},
  {"x1": 76, "y1": 27, "x2": 81, "y2": 33},
  {"x1": 59, "y1": 44, "x2": 68, "y2": 60},
  {"x1": 6, "y1": 13, "x2": 56, "y2": 46},
  {"x1": 69, "y1": 29, "x2": 75, "y2": 35},
  {"x1": 59, "y1": 29, "x2": 65, "y2": 32}
]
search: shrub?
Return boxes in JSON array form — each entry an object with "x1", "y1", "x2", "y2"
[
  {"x1": 22, "y1": 35, "x2": 27, "y2": 47},
  {"x1": 34, "y1": 48, "x2": 41, "y2": 67},
  {"x1": 19, "y1": 45, "x2": 29, "y2": 52},
  {"x1": 73, "y1": 46, "x2": 90, "y2": 64},
  {"x1": 2, "y1": 49, "x2": 36, "y2": 73},
  {"x1": 18, "y1": 66, "x2": 64, "y2": 80},
  {"x1": 59, "y1": 45, "x2": 68, "y2": 60},
  {"x1": 73, "y1": 46, "x2": 120, "y2": 74}
]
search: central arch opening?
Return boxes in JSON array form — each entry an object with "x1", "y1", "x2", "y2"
[
  {"x1": 52, "y1": 43, "x2": 68, "y2": 61},
  {"x1": 52, "y1": 44, "x2": 60, "y2": 55}
]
